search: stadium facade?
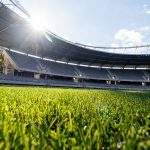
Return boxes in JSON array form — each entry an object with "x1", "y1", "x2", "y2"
[{"x1": 0, "y1": 1, "x2": 150, "y2": 90}]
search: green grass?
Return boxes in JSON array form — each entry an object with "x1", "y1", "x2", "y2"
[{"x1": 0, "y1": 86, "x2": 149, "y2": 150}]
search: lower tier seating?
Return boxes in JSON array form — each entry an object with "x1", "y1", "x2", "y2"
[{"x1": 5, "y1": 50, "x2": 150, "y2": 82}]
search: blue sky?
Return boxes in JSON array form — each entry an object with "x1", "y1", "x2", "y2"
[{"x1": 4, "y1": 0, "x2": 150, "y2": 53}]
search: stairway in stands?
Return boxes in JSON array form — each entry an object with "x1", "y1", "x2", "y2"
[
  {"x1": 74, "y1": 66, "x2": 82, "y2": 77},
  {"x1": 35, "y1": 59, "x2": 48, "y2": 73},
  {"x1": 142, "y1": 70, "x2": 150, "y2": 80},
  {"x1": 106, "y1": 69, "x2": 119, "y2": 80}
]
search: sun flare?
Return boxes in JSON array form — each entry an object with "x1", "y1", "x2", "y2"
[{"x1": 30, "y1": 14, "x2": 48, "y2": 31}]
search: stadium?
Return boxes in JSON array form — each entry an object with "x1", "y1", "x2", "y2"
[
  {"x1": 0, "y1": 0, "x2": 150, "y2": 90},
  {"x1": 0, "y1": 0, "x2": 149, "y2": 149}
]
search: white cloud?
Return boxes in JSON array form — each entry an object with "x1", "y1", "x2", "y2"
[
  {"x1": 112, "y1": 27, "x2": 150, "y2": 54},
  {"x1": 146, "y1": 10, "x2": 150, "y2": 14},
  {"x1": 138, "y1": 26, "x2": 150, "y2": 31},
  {"x1": 115, "y1": 29, "x2": 143, "y2": 45}
]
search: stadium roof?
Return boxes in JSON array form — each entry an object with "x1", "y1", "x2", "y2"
[{"x1": 0, "y1": 2, "x2": 150, "y2": 66}]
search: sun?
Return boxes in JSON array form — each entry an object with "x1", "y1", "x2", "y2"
[{"x1": 29, "y1": 14, "x2": 48, "y2": 31}]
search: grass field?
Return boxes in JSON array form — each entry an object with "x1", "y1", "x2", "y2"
[{"x1": 0, "y1": 86, "x2": 149, "y2": 149}]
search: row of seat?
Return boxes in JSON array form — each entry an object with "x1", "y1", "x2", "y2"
[
  {"x1": 0, "y1": 74, "x2": 150, "y2": 90},
  {"x1": 6, "y1": 50, "x2": 150, "y2": 82}
]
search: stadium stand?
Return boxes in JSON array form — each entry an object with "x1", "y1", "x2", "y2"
[
  {"x1": 0, "y1": 50, "x2": 149, "y2": 90},
  {"x1": 1, "y1": 73, "x2": 150, "y2": 91},
  {"x1": 4, "y1": 50, "x2": 149, "y2": 81},
  {"x1": 0, "y1": 1, "x2": 150, "y2": 90},
  {"x1": 5, "y1": 50, "x2": 77, "y2": 77},
  {"x1": 110, "y1": 69, "x2": 145, "y2": 81},
  {"x1": 75, "y1": 66, "x2": 110, "y2": 80},
  {"x1": 0, "y1": 1, "x2": 150, "y2": 66}
]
